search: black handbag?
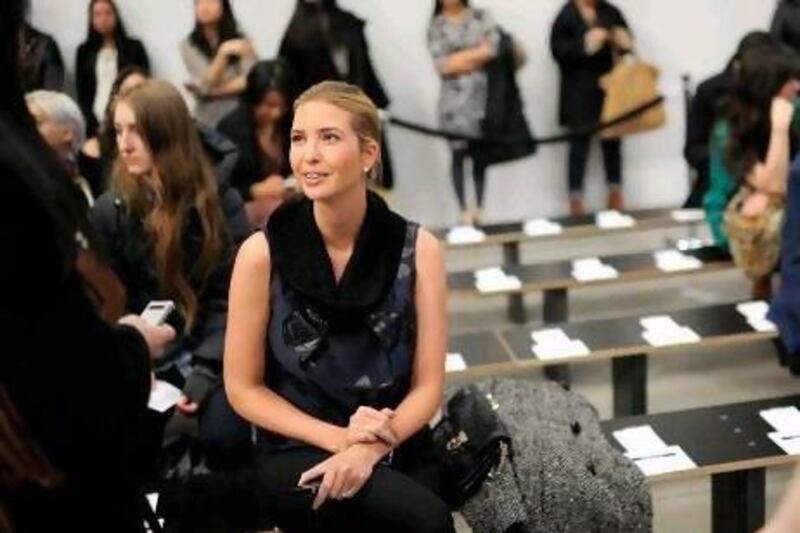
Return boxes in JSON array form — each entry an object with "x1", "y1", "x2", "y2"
[{"x1": 432, "y1": 384, "x2": 512, "y2": 507}]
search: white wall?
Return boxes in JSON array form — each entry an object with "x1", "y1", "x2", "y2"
[{"x1": 30, "y1": 0, "x2": 776, "y2": 226}]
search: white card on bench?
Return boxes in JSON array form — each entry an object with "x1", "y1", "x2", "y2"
[
  {"x1": 523, "y1": 218, "x2": 563, "y2": 237},
  {"x1": 474, "y1": 266, "x2": 507, "y2": 281},
  {"x1": 629, "y1": 445, "x2": 697, "y2": 476},
  {"x1": 532, "y1": 339, "x2": 590, "y2": 360},
  {"x1": 760, "y1": 406, "x2": 800, "y2": 434},
  {"x1": 642, "y1": 327, "x2": 701, "y2": 347},
  {"x1": 571, "y1": 257, "x2": 619, "y2": 282},
  {"x1": 596, "y1": 210, "x2": 636, "y2": 229},
  {"x1": 640, "y1": 315, "x2": 681, "y2": 333},
  {"x1": 447, "y1": 225, "x2": 486, "y2": 244},
  {"x1": 148, "y1": 379, "x2": 182, "y2": 413},
  {"x1": 736, "y1": 301, "x2": 770, "y2": 320},
  {"x1": 445, "y1": 352, "x2": 468, "y2": 372},
  {"x1": 530, "y1": 328, "x2": 571, "y2": 346},
  {"x1": 671, "y1": 209, "x2": 705, "y2": 222},
  {"x1": 748, "y1": 317, "x2": 777, "y2": 333},
  {"x1": 476, "y1": 275, "x2": 522, "y2": 293},
  {"x1": 653, "y1": 249, "x2": 702, "y2": 272},
  {"x1": 613, "y1": 425, "x2": 670, "y2": 456},
  {"x1": 768, "y1": 432, "x2": 800, "y2": 455}
]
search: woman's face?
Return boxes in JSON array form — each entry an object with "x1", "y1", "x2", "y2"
[
  {"x1": 253, "y1": 90, "x2": 288, "y2": 126},
  {"x1": 195, "y1": 0, "x2": 223, "y2": 26},
  {"x1": 290, "y1": 100, "x2": 378, "y2": 201},
  {"x1": 91, "y1": 1, "x2": 117, "y2": 37},
  {"x1": 114, "y1": 101, "x2": 153, "y2": 177},
  {"x1": 778, "y1": 78, "x2": 800, "y2": 101},
  {"x1": 440, "y1": 0, "x2": 464, "y2": 10}
]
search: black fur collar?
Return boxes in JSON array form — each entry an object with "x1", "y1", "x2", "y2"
[{"x1": 266, "y1": 190, "x2": 408, "y2": 313}]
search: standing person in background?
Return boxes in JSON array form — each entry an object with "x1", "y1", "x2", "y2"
[
  {"x1": 19, "y1": 0, "x2": 64, "y2": 92},
  {"x1": 181, "y1": 0, "x2": 257, "y2": 128},
  {"x1": 0, "y1": 0, "x2": 174, "y2": 530},
  {"x1": 550, "y1": 0, "x2": 633, "y2": 215},
  {"x1": 279, "y1": 0, "x2": 396, "y2": 191},
  {"x1": 218, "y1": 59, "x2": 298, "y2": 228},
  {"x1": 428, "y1": 0, "x2": 499, "y2": 225},
  {"x1": 771, "y1": 0, "x2": 800, "y2": 55},
  {"x1": 76, "y1": 0, "x2": 149, "y2": 137}
]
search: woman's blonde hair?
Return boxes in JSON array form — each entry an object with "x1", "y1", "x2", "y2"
[
  {"x1": 294, "y1": 81, "x2": 383, "y2": 185},
  {"x1": 112, "y1": 79, "x2": 225, "y2": 329}
]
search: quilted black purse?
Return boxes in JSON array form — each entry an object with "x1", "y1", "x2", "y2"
[{"x1": 431, "y1": 385, "x2": 512, "y2": 507}]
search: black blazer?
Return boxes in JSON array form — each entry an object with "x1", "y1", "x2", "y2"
[
  {"x1": 75, "y1": 37, "x2": 150, "y2": 136},
  {"x1": 550, "y1": 0, "x2": 629, "y2": 128}
]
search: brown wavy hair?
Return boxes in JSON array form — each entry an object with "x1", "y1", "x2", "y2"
[{"x1": 112, "y1": 80, "x2": 224, "y2": 329}]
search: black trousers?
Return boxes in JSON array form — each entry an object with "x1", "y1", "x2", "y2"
[
  {"x1": 568, "y1": 135, "x2": 622, "y2": 194},
  {"x1": 451, "y1": 147, "x2": 488, "y2": 209},
  {"x1": 255, "y1": 443, "x2": 455, "y2": 533}
]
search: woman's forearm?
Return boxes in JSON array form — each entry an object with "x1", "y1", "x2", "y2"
[
  {"x1": 441, "y1": 44, "x2": 493, "y2": 76},
  {"x1": 229, "y1": 384, "x2": 346, "y2": 453},
  {"x1": 753, "y1": 127, "x2": 791, "y2": 193},
  {"x1": 202, "y1": 50, "x2": 230, "y2": 90}
]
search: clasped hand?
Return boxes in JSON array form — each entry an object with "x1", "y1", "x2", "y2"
[{"x1": 298, "y1": 406, "x2": 397, "y2": 510}]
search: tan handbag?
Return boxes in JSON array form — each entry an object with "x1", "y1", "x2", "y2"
[
  {"x1": 723, "y1": 186, "x2": 784, "y2": 278},
  {"x1": 599, "y1": 56, "x2": 666, "y2": 139}
]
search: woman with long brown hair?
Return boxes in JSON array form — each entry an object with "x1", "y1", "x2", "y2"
[{"x1": 92, "y1": 79, "x2": 253, "y2": 470}]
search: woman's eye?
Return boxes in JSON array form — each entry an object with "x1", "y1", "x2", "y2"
[
  {"x1": 290, "y1": 134, "x2": 304, "y2": 144},
  {"x1": 322, "y1": 133, "x2": 339, "y2": 142}
]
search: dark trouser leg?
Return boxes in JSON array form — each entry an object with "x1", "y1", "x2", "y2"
[
  {"x1": 601, "y1": 137, "x2": 622, "y2": 187},
  {"x1": 451, "y1": 148, "x2": 467, "y2": 210},
  {"x1": 257, "y1": 448, "x2": 454, "y2": 533},
  {"x1": 198, "y1": 388, "x2": 253, "y2": 470},
  {"x1": 473, "y1": 158, "x2": 488, "y2": 208},
  {"x1": 568, "y1": 136, "x2": 592, "y2": 196}
]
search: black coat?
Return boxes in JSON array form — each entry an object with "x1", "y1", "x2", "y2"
[
  {"x1": 217, "y1": 104, "x2": 291, "y2": 201},
  {"x1": 91, "y1": 125, "x2": 251, "y2": 407},
  {"x1": 75, "y1": 37, "x2": 149, "y2": 136},
  {"x1": 0, "y1": 116, "x2": 153, "y2": 531},
  {"x1": 476, "y1": 30, "x2": 536, "y2": 166},
  {"x1": 550, "y1": 0, "x2": 629, "y2": 128}
]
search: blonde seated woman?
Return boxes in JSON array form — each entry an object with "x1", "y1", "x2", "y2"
[{"x1": 224, "y1": 81, "x2": 455, "y2": 533}]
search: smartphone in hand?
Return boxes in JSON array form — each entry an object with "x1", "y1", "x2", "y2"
[{"x1": 140, "y1": 300, "x2": 175, "y2": 326}]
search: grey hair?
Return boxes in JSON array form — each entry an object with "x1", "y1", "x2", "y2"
[{"x1": 25, "y1": 90, "x2": 86, "y2": 155}]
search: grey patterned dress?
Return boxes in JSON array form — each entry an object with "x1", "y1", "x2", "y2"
[{"x1": 427, "y1": 9, "x2": 500, "y2": 148}]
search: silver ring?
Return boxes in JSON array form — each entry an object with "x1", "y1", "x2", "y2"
[{"x1": 343, "y1": 490, "x2": 355, "y2": 498}]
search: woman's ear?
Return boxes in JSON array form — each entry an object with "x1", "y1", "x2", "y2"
[{"x1": 361, "y1": 140, "x2": 380, "y2": 174}]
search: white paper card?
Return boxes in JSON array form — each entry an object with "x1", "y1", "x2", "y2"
[
  {"x1": 530, "y1": 328, "x2": 571, "y2": 346},
  {"x1": 768, "y1": 432, "x2": 800, "y2": 455},
  {"x1": 571, "y1": 265, "x2": 619, "y2": 282},
  {"x1": 737, "y1": 301, "x2": 770, "y2": 320},
  {"x1": 476, "y1": 275, "x2": 522, "y2": 293},
  {"x1": 760, "y1": 406, "x2": 800, "y2": 434},
  {"x1": 523, "y1": 218, "x2": 563, "y2": 237},
  {"x1": 628, "y1": 445, "x2": 697, "y2": 476},
  {"x1": 474, "y1": 267, "x2": 507, "y2": 281},
  {"x1": 671, "y1": 209, "x2": 705, "y2": 222},
  {"x1": 613, "y1": 425, "x2": 669, "y2": 456},
  {"x1": 532, "y1": 339, "x2": 590, "y2": 360},
  {"x1": 146, "y1": 493, "x2": 159, "y2": 512},
  {"x1": 653, "y1": 249, "x2": 702, "y2": 272},
  {"x1": 148, "y1": 379, "x2": 182, "y2": 413},
  {"x1": 445, "y1": 352, "x2": 468, "y2": 373},
  {"x1": 642, "y1": 327, "x2": 701, "y2": 347},
  {"x1": 596, "y1": 210, "x2": 636, "y2": 229},
  {"x1": 640, "y1": 315, "x2": 681, "y2": 333},
  {"x1": 447, "y1": 225, "x2": 486, "y2": 244}
]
